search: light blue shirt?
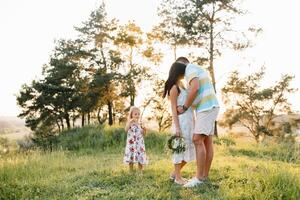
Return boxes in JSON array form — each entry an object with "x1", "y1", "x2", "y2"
[{"x1": 185, "y1": 64, "x2": 219, "y2": 112}]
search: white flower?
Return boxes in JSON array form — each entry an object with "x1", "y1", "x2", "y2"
[{"x1": 173, "y1": 139, "x2": 180, "y2": 148}]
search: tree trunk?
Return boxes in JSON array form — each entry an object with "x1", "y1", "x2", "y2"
[
  {"x1": 107, "y1": 101, "x2": 113, "y2": 126},
  {"x1": 209, "y1": 24, "x2": 217, "y2": 93},
  {"x1": 112, "y1": 105, "x2": 116, "y2": 124},
  {"x1": 87, "y1": 112, "x2": 90, "y2": 125},
  {"x1": 130, "y1": 94, "x2": 135, "y2": 106},
  {"x1": 65, "y1": 113, "x2": 71, "y2": 130},
  {"x1": 97, "y1": 108, "x2": 101, "y2": 124},
  {"x1": 173, "y1": 44, "x2": 177, "y2": 60},
  {"x1": 56, "y1": 120, "x2": 61, "y2": 132},
  {"x1": 60, "y1": 118, "x2": 64, "y2": 130},
  {"x1": 208, "y1": 12, "x2": 218, "y2": 137},
  {"x1": 254, "y1": 135, "x2": 260, "y2": 143},
  {"x1": 81, "y1": 113, "x2": 85, "y2": 127},
  {"x1": 72, "y1": 114, "x2": 75, "y2": 127}
]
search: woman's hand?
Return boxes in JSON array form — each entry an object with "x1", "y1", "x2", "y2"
[
  {"x1": 177, "y1": 105, "x2": 185, "y2": 115},
  {"x1": 175, "y1": 129, "x2": 181, "y2": 137}
]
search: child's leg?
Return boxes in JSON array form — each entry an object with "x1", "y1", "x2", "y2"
[
  {"x1": 129, "y1": 163, "x2": 134, "y2": 171},
  {"x1": 138, "y1": 163, "x2": 143, "y2": 171}
]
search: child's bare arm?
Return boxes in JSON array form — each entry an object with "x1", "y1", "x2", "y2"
[
  {"x1": 125, "y1": 120, "x2": 133, "y2": 132},
  {"x1": 141, "y1": 125, "x2": 146, "y2": 135}
]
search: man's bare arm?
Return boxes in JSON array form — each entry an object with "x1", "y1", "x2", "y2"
[{"x1": 184, "y1": 77, "x2": 199, "y2": 108}]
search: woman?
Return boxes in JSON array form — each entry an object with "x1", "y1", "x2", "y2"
[{"x1": 163, "y1": 62, "x2": 195, "y2": 185}]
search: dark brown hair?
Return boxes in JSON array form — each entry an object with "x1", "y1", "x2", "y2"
[
  {"x1": 176, "y1": 56, "x2": 189, "y2": 63},
  {"x1": 163, "y1": 62, "x2": 186, "y2": 98}
]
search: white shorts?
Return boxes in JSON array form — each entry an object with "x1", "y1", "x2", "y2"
[{"x1": 194, "y1": 107, "x2": 219, "y2": 136}]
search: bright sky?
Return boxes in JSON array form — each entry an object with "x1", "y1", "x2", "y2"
[{"x1": 0, "y1": 0, "x2": 299, "y2": 117}]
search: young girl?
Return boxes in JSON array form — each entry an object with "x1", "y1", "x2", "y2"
[{"x1": 123, "y1": 106, "x2": 148, "y2": 172}]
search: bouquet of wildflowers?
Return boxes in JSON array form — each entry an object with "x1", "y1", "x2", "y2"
[{"x1": 167, "y1": 135, "x2": 186, "y2": 154}]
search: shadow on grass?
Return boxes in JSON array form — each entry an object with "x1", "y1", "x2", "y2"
[{"x1": 71, "y1": 168, "x2": 223, "y2": 200}]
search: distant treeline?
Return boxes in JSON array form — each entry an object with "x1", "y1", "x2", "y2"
[{"x1": 16, "y1": 0, "x2": 260, "y2": 136}]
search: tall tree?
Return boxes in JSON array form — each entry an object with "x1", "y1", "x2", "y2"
[
  {"x1": 153, "y1": 0, "x2": 189, "y2": 60},
  {"x1": 144, "y1": 78, "x2": 172, "y2": 132},
  {"x1": 221, "y1": 67, "x2": 297, "y2": 142},
  {"x1": 17, "y1": 38, "x2": 90, "y2": 132},
  {"x1": 114, "y1": 22, "x2": 150, "y2": 106},
  {"x1": 75, "y1": 2, "x2": 122, "y2": 125},
  {"x1": 158, "y1": 0, "x2": 261, "y2": 135},
  {"x1": 52, "y1": 39, "x2": 91, "y2": 128}
]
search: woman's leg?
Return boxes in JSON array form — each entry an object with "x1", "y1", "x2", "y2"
[
  {"x1": 170, "y1": 161, "x2": 187, "y2": 178},
  {"x1": 174, "y1": 163, "x2": 186, "y2": 184},
  {"x1": 181, "y1": 161, "x2": 187, "y2": 169},
  {"x1": 174, "y1": 161, "x2": 188, "y2": 184}
]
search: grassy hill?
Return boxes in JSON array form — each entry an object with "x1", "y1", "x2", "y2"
[{"x1": 0, "y1": 125, "x2": 299, "y2": 200}]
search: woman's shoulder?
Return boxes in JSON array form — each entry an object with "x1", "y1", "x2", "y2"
[
  {"x1": 170, "y1": 84, "x2": 180, "y2": 94},
  {"x1": 171, "y1": 84, "x2": 179, "y2": 90}
]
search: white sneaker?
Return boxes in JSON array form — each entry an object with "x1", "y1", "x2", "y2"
[{"x1": 183, "y1": 177, "x2": 204, "y2": 188}]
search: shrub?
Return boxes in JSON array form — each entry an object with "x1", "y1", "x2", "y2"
[
  {"x1": 214, "y1": 136, "x2": 236, "y2": 147},
  {"x1": 0, "y1": 137, "x2": 9, "y2": 155},
  {"x1": 16, "y1": 136, "x2": 35, "y2": 151},
  {"x1": 53, "y1": 125, "x2": 126, "y2": 151},
  {"x1": 144, "y1": 131, "x2": 168, "y2": 152}
]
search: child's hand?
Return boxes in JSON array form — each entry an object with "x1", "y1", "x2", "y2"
[
  {"x1": 142, "y1": 127, "x2": 146, "y2": 135},
  {"x1": 141, "y1": 125, "x2": 146, "y2": 135}
]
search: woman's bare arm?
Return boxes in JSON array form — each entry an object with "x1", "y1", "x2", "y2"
[{"x1": 169, "y1": 85, "x2": 181, "y2": 135}]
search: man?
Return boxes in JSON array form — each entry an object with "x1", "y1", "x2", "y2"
[{"x1": 176, "y1": 56, "x2": 219, "y2": 187}]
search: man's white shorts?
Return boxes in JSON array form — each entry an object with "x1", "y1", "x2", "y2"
[{"x1": 194, "y1": 107, "x2": 220, "y2": 136}]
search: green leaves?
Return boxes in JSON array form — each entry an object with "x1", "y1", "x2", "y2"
[
  {"x1": 17, "y1": 3, "x2": 159, "y2": 133},
  {"x1": 221, "y1": 67, "x2": 297, "y2": 142}
]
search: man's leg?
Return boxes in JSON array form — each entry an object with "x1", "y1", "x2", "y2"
[
  {"x1": 203, "y1": 135, "x2": 214, "y2": 178},
  {"x1": 193, "y1": 134, "x2": 206, "y2": 180}
]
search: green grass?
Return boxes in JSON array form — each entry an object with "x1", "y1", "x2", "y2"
[{"x1": 1, "y1": 126, "x2": 300, "y2": 200}]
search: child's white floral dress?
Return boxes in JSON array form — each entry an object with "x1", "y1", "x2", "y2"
[{"x1": 123, "y1": 123, "x2": 148, "y2": 165}]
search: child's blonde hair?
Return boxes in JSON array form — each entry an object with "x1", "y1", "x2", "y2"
[{"x1": 127, "y1": 106, "x2": 140, "y2": 121}]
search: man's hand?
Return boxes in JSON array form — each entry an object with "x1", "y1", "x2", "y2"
[{"x1": 177, "y1": 105, "x2": 185, "y2": 115}]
